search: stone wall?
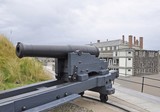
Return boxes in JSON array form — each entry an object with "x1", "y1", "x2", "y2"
[{"x1": 133, "y1": 50, "x2": 159, "y2": 75}]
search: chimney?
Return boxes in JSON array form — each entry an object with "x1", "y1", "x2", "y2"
[
  {"x1": 128, "y1": 35, "x2": 133, "y2": 48},
  {"x1": 97, "y1": 40, "x2": 100, "y2": 43},
  {"x1": 134, "y1": 36, "x2": 136, "y2": 45},
  {"x1": 135, "y1": 40, "x2": 139, "y2": 46},
  {"x1": 122, "y1": 35, "x2": 125, "y2": 43},
  {"x1": 139, "y1": 37, "x2": 143, "y2": 49}
]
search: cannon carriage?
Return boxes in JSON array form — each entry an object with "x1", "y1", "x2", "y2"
[{"x1": 0, "y1": 42, "x2": 118, "y2": 112}]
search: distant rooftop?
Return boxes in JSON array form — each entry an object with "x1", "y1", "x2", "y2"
[
  {"x1": 90, "y1": 39, "x2": 127, "y2": 47},
  {"x1": 90, "y1": 35, "x2": 143, "y2": 50}
]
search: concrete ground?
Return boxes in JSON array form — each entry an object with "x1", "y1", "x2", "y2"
[
  {"x1": 115, "y1": 74, "x2": 160, "y2": 97},
  {"x1": 113, "y1": 84, "x2": 160, "y2": 112}
]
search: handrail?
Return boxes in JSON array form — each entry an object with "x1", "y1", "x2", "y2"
[
  {"x1": 143, "y1": 77, "x2": 160, "y2": 82},
  {"x1": 117, "y1": 78, "x2": 142, "y2": 85},
  {"x1": 116, "y1": 76, "x2": 160, "y2": 93}
]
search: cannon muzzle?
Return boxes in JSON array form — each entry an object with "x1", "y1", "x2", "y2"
[{"x1": 16, "y1": 42, "x2": 99, "y2": 58}]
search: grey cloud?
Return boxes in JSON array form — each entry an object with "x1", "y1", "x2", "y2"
[{"x1": 0, "y1": 0, "x2": 160, "y2": 50}]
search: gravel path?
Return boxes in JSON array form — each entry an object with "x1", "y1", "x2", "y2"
[{"x1": 48, "y1": 103, "x2": 93, "y2": 112}]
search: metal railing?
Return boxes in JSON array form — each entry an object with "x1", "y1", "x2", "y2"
[{"x1": 116, "y1": 76, "x2": 160, "y2": 93}]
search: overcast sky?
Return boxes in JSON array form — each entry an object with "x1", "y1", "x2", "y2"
[{"x1": 0, "y1": 0, "x2": 160, "y2": 50}]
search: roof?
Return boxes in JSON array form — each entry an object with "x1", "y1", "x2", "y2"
[{"x1": 91, "y1": 39, "x2": 125, "y2": 47}]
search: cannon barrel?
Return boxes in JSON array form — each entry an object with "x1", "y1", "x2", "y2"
[{"x1": 16, "y1": 42, "x2": 99, "y2": 58}]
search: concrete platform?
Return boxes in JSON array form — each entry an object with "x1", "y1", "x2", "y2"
[{"x1": 113, "y1": 83, "x2": 160, "y2": 112}]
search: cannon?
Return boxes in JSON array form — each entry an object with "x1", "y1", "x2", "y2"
[
  {"x1": 16, "y1": 42, "x2": 99, "y2": 58},
  {"x1": 0, "y1": 42, "x2": 118, "y2": 112}
]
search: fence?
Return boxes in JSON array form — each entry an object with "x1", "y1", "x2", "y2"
[{"x1": 116, "y1": 77, "x2": 160, "y2": 93}]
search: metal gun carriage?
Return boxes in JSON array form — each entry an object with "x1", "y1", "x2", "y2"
[{"x1": 0, "y1": 42, "x2": 118, "y2": 112}]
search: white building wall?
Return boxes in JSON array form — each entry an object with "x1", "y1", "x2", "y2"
[
  {"x1": 118, "y1": 51, "x2": 133, "y2": 57},
  {"x1": 119, "y1": 58, "x2": 126, "y2": 67},
  {"x1": 113, "y1": 52, "x2": 116, "y2": 56},
  {"x1": 113, "y1": 50, "x2": 134, "y2": 76},
  {"x1": 119, "y1": 69, "x2": 133, "y2": 76},
  {"x1": 119, "y1": 51, "x2": 126, "y2": 57},
  {"x1": 119, "y1": 69, "x2": 126, "y2": 76},
  {"x1": 126, "y1": 58, "x2": 133, "y2": 67},
  {"x1": 119, "y1": 58, "x2": 133, "y2": 67},
  {"x1": 126, "y1": 69, "x2": 132, "y2": 76},
  {"x1": 126, "y1": 52, "x2": 133, "y2": 57},
  {"x1": 119, "y1": 45, "x2": 129, "y2": 49}
]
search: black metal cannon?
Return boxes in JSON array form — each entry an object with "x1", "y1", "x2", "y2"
[
  {"x1": 16, "y1": 42, "x2": 99, "y2": 58},
  {"x1": 0, "y1": 42, "x2": 118, "y2": 112}
]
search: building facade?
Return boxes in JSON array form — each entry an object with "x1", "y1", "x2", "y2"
[
  {"x1": 91, "y1": 35, "x2": 159, "y2": 76},
  {"x1": 113, "y1": 49, "x2": 134, "y2": 76},
  {"x1": 133, "y1": 50, "x2": 159, "y2": 76},
  {"x1": 113, "y1": 49, "x2": 159, "y2": 76}
]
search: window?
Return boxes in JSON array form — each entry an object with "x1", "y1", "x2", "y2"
[
  {"x1": 112, "y1": 46, "x2": 115, "y2": 50},
  {"x1": 128, "y1": 69, "x2": 131, "y2": 72},
  {"x1": 128, "y1": 58, "x2": 131, "y2": 60},
  {"x1": 103, "y1": 47, "x2": 106, "y2": 51},
  {"x1": 140, "y1": 63, "x2": 143, "y2": 67},
  {"x1": 115, "y1": 52, "x2": 117, "y2": 56},
  {"x1": 109, "y1": 59, "x2": 112, "y2": 65},
  {"x1": 155, "y1": 53, "x2": 158, "y2": 56},
  {"x1": 107, "y1": 47, "x2": 110, "y2": 51},
  {"x1": 149, "y1": 52, "x2": 155, "y2": 57},
  {"x1": 99, "y1": 48, "x2": 101, "y2": 51},
  {"x1": 142, "y1": 69, "x2": 144, "y2": 73},
  {"x1": 139, "y1": 51, "x2": 142, "y2": 57},
  {"x1": 113, "y1": 60, "x2": 116, "y2": 64},
  {"x1": 116, "y1": 46, "x2": 119, "y2": 50},
  {"x1": 137, "y1": 69, "x2": 139, "y2": 73},
  {"x1": 143, "y1": 51, "x2": 145, "y2": 57},
  {"x1": 136, "y1": 52, "x2": 138, "y2": 56},
  {"x1": 128, "y1": 51, "x2": 131, "y2": 54},
  {"x1": 151, "y1": 63, "x2": 154, "y2": 67}
]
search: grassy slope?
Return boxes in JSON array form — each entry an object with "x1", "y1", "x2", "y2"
[{"x1": 0, "y1": 35, "x2": 52, "y2": 90}]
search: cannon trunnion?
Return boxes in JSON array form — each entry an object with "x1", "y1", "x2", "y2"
[{"x1": 0, "y1": 43, "x2": 118, "y2": 112}]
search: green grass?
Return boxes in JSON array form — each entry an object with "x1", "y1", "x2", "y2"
[{"x1": 0, "y1": 35, "x2": 52, "y2": 90}]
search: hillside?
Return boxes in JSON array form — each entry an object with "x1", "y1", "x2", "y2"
[{"x1": 0, "y1": 35, "x2": 52, "y2": 90}]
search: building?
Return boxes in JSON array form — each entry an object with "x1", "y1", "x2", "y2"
[
  {"x1": 112, "y1": 49, "x2": 134, "y2": 76},
  {"x1": 133, "y1": 50, "x2": 159, "y2": 76},
  {"x1": 113, "y1": 49, "x2": 159, "y2": 76},
  {"x1": 91, "y1": 35, "x2": 159, "y2": 76}
]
